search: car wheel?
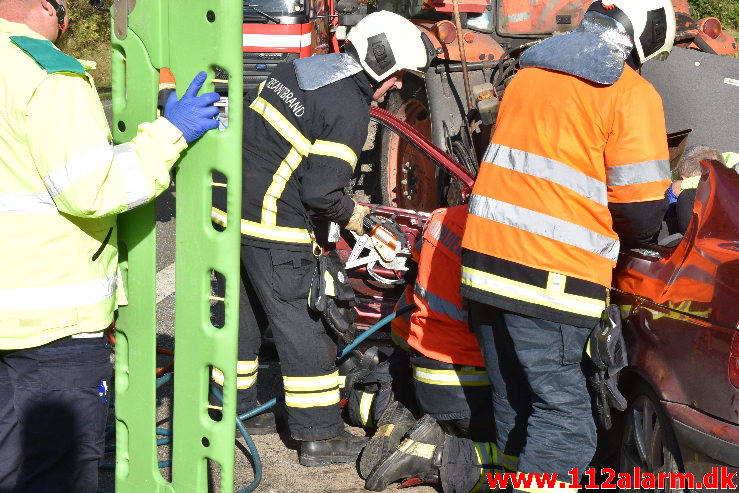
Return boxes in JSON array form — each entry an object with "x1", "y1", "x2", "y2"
[
  {"x1": 619, "y1": 384, "x2": 684, "y2": 492},
  {"x1": 379, "y1": 74, "x2": 438, "y2": 211}
]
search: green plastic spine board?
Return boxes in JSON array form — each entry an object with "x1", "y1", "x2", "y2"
[{"x1": 111, "y1": 0, "x2": 243, "y2": 491}]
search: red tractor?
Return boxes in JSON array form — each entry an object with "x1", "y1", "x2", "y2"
[
  {"x1": 365, "y1": 0, "x2": 738, "y2": 211},
  {"x1": 672, "y1": 0, "x2": 737, "y2": 55}
]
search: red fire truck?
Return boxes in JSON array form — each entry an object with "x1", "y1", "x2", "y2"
[{"x1": 238, "y1": 0, "x2": 366, "y2": 91}]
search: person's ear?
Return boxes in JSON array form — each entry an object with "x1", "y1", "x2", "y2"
[{"x1": 40, "y1": 0, "x2": 56, "y2": 17}]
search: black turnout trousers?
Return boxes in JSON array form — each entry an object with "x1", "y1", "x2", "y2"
[{"x1": 236, "y1": 244, "x2": 343, "y2": 441}]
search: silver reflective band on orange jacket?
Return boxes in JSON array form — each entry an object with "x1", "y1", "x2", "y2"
[{"x1": 468, "y1": 194, "x2": 620, "y2": 262}]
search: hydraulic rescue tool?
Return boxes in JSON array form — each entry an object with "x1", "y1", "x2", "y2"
[
  {"x1": 361, "y1": 212, "x2": 409, "y2": 263},
  {"x1": 344, "y1": 211, "x2": 414, "y2": 286}
]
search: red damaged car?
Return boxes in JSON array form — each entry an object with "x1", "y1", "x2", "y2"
[{"x1": 611, "y1": 160, "x2": 739, "y2": 489}]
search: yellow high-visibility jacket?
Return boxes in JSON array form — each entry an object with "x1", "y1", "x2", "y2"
[
  {"x1": 0, "y1": 19, "x2": 187, "y2": 349},
  {"x1": 723, "y1": 152, "x2": 739, "y2": 170}
]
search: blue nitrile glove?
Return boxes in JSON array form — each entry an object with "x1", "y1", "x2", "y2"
[
  {"x1": 665, "y1": 182, "x2": 678, "y2": 205},
  {"x1": 164, "y1": 71, "x2": 221, "y2": 143}
]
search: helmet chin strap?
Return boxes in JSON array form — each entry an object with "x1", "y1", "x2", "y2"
[
  {"x1": 47, "y1": 0, "x2": 67, "y2": 32},
  {"x1": 625, "y1": 50, "x2": 640, "y2": 70}
]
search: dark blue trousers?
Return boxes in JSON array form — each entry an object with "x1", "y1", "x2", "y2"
[
  {"x1": 0, "y1": 336, "x2": 111, "y2": 493},
  {"x1": 470, "y1": 301, "x2": 596, "y2": 487}
]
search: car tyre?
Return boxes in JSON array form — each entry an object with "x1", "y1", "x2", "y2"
[{"x1": 619, "y1": 383, "x2": 685, "y2": 492}]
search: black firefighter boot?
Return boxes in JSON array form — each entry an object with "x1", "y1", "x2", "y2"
[
  {"x1": 299, "y1": 429, "x2": 369, "y2": 467},
  {"x1": 242, "y1": 412, "x2": 278, "y2": 435},
  {"x1": 359, "y1": 400, "x2": 418, "y2": 479},
  {"x1": 365, "y1": 414, "x2": 445, "y2": 491}
]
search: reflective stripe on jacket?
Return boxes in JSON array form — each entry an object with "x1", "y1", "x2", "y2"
[
  {"x1": 461, "y1": 66, "x2": 670, "y2": 327},
  {"x1": 403, "y1": 205, "x2": 484, "y2": 367},
  {"x1": 217, "y1": 60, "x2": 373, "y2": 250},
  {"x1": 0, "y1": 20, "x2": 186, "y2": 349},
  {"x1": 499, "y1": 0, "x2": 534, "y2": 32}
]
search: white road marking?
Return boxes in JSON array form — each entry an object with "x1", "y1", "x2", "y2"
[{"x1": 156, "y1": 262, "x2": 176, "y2": 303}]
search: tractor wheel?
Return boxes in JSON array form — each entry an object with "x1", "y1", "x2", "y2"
[{"x1": 379, "y1": 74, "x2": 437, "y2": 211}]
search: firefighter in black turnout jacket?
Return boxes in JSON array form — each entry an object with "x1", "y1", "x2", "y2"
[{"x1": 211, "y1": 11, "x2": 435, "y2": 466}]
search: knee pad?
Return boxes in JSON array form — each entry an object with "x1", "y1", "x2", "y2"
[{"x1": 345, "y1": 353, "x2": 395, "y2": 428}]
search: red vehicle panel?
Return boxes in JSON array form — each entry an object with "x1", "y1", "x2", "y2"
[
  {"x1": 612, "y1": 160, "x2": 739, "y2": 480},
  {"x1": 242, "y1": 23, "x2": 313, "y2": 57}
]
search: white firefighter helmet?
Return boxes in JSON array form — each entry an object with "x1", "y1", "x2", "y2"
[
  {"x1": 345, "y1": 10, "x2": 435, "y2": 82},
  {"x1": 588, "y1": 0, "x2": 676, "y2": 66}
]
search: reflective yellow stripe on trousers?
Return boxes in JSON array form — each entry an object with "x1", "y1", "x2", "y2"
[
  {"x1": 283, "y1": 371, "x2": 340, "y2": 408},
  {"x1": 211, "y1": 358, "x2": 259, "y2": 389},
  {"x1": 471, "y1": 441, "x2": 496, "y2": 493},
  {"x1": 412, "y1": 365, "x2": 490, "y2": 387},
  {"x1": 472, "y1": 441, "x2": 519, "y2": 492}
]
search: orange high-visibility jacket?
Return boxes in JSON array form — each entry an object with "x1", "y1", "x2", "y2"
[
  {"x1": 393, "y1": 206, "x2": 485, "y2": 366},
  {"x1": 461, "y1": 66, "x2": 670, "y2": 328},
  {"x1": 390, "y1": 236, "x2": 421, "y2": 350},
  {"x1": 499, "y1": 0, "x2": 535, "y2": 33},
  {"x1": 390, "y1": 285, "x2": 414, "y2": 350}
]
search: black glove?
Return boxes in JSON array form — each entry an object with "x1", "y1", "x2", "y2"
[
  {"x1": 587, "y1": 304, "x2": 629, "y2": 430},
  {"x1": 308, "y1": 251, "x2": 358, "y2": 345},
  {"x1": 587, "y1": 367, "x2": 614, "y2": 430},
  {"x1": 324, "y1": 297, "x2": 357, "y2": 345},
  {"x1": 308, "y1": 254, "x2": 328, "y2": 314},
  {"x1": 340, "y1": 346, "x2": 381, "y2": 401},
  {"x1": 324, "y1": 251, "x2": 355, "y2": 302}
]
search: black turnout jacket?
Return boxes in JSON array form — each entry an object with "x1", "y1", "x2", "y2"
[{"x1": 213, "y1": 60, "x2": 374, "y2": 251}]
